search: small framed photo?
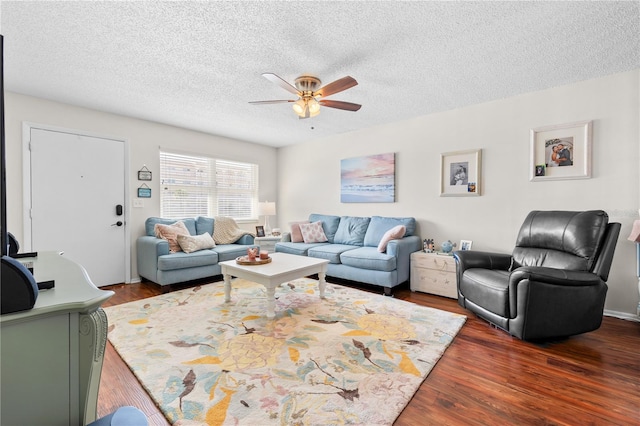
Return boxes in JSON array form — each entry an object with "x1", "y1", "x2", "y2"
[
  {"x1": 255, "y1": 226, "x2": 265, "y2": 237},
  {"x1": 530, "y1": 120, "x2": 592, "y2": 181},
  {"x1": 460, "y1": 240, "x2": 473, "y2": 251},
  {"x1": 440, "y1": 149, "x2": 482, "y2": 197}
]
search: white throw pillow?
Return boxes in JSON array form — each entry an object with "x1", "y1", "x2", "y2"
[
  {"x1": 377, "y1": 225, "x2": 406, "y2": 253},
  {"x1": 299, "y1": 221, "x2": 328, "y2": 244},
  {"x1": 177, "y1": 232, "x2": 216, "y2": 253}
]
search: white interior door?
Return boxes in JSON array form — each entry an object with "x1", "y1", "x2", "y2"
[{"x1": 26, "y1": 126, "x2": 128, "y2": 287}]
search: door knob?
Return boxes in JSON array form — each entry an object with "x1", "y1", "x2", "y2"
[{"x1": 111, "y1": 221, "x2": 123, "y2": 227}]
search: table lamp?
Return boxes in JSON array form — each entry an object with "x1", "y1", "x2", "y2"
[{"x1": 258, "y1": 201, "x2": 276, "y2": 235}]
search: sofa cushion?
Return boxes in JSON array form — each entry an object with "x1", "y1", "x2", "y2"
[
  {"x1": 177, "y1": 232, "x2": 215, "y2": 253},
  {"x1": 309, "y1": 214, "x2": 341, "y2": 243},
  {"x1": 276, "y1": 241, "x2": 329, "y2": 256},
  {"x1": 210, "y1": 244, "x2": 251, "y2": 262},
  {"x1": 300, "y1": 221, "x2": 329, "y2": 243},
  {"x1": 334, "y1": 216, "x2": 371, "y2": 246},
  {"x1": 377, "y1": 225, "x2": 406, "y2": 253},
  {"x1": 340, "y1": 247, "x2": 397, "y2": 272},
  {"x1": 146, "y1": 217, "x2": 197, "y2": 237},
  {"x1": 290, "y1": 221, "x2": 310, "y2": 243},
  {"x1": 363, "y1": 216, "x2": 416, "y2": 247},
  {"x1": 308, "y1": 244, "x2": 359, "y2": 264},
  {"x1": 155, "y1": 221, "x2": 191, "y2": 253},
  {"x1": 196, "y1": 216, "x2": 215, "y2": 235},
  {"x1": 157, "y1": 249, "x2": 218, "y2": 271}
]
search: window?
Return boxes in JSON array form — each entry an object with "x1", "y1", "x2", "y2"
[{"x1": 160, "y1": 151, "x2": 258, "y2": 221}]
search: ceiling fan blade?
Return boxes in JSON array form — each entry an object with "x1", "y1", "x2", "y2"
[
  {"x1": 315, "y1": 76, "x2": 358, "y2": 98},
  {"x1": 319, "y1": 99, "x2": 362, "y2": 111},
  {"x1": 249, "y1": 100, "x2": 294, "y2": 105},
  {"x1": 262, "y1": 73, "x2": 300, "y2": 96}
]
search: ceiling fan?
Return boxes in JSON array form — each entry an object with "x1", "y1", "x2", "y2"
[{"x1": 249, "y1": 73, "x2": 361, "y2": 119}]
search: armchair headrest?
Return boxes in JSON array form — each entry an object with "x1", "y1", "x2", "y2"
[{"x1": 512, "y1": 210, "x2": 609, "y2": 272}]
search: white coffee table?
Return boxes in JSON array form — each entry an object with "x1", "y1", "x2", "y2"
[{"x1": 219, "y1": 252, "x2": 329, "y2": 318}]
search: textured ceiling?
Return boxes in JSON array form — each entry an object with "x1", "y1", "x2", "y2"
[{"x1": 1, "y1": 1, "x2": 638, "y2": 147}]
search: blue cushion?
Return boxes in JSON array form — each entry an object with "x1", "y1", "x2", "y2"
[
  {"x1": 157, "y1": 250, "x2": 218, "y2": 271},
  {"x1": 309, "y1": 214, "x2": 341, "y2": 243},
  {"x1": 308, "y1": 244, "x2": 359, "y2": 264},
  {"x1": 333, "y1": 216, "x2": 370, "y2": 246},
  {"x1": 213, "y1": 244, "x2": 256, "y2": 262},
  {"x1": 340, "y1": 247, "x2": 397, "y2": 272},
  {"x1": 363, "y1": 216, "x2": 416, "y2": 247},
  {"x1": 196, "y1": 216, "x2": 215, "y2": 235},
  {"x1": 145, "y1": 217, "x2": 197, "y2": 237},
  {"x1": 275, "y1": 241, "x2": 329, "y2": 256}
]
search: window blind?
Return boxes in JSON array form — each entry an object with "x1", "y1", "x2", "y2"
[{"x1": 160, "y1": 151, "x2": 258, "y2": 220}]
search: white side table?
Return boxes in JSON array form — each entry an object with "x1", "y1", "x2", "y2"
[
  {"x1": 255, "y1": 235, "x2": 282, "y2": 253},
  {"x1": 410, "y1": 251, "x2": 458, "y2": 299}
]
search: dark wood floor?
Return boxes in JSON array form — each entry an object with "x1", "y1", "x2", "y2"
[{"x1": 98, "y1": 278, "x2": 640, "y2": 426}]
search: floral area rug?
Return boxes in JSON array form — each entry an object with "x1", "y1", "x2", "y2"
[{"x1": 105, "y1": 278, "x2": 466, "y2": 426}]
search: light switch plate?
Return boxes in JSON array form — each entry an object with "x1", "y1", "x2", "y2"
[{"x1": 133, "y1": 199, "x2": 144, "y2": 208}]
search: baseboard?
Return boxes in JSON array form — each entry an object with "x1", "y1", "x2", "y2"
[
  {"x1": 604, "y1": 309, "x2": 640, "y2": 322},
  {"x1": 128, "y1": 277, "x2": 142, "y2": 284}
]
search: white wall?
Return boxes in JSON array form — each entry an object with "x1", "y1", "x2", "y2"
[
  {"x1": 4, "y1": 93, "x2": 278, "y2": 280},
  {"x1": 277, "y1": 70, "x2": 640, "y2": 317}
]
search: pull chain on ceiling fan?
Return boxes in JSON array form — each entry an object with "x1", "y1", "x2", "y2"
[{"x1": 250, "y1": 73, "x2": 361, "y2": 119}]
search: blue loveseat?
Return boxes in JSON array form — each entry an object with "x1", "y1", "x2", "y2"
[
  {"x1": 275, "y1": 214, "x2": 422, "y2": 295},
  {"x1": 137, "y1": 217, "x2": 255, "y2": 287}
]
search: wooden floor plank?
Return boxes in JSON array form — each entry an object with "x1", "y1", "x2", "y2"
[{"x1": 97, "y1": 279, "x2": 640, "y2": 425}]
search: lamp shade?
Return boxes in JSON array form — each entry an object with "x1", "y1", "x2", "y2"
[{"x1": 258, "y1": 201, "x2": 276, "y2": 216}]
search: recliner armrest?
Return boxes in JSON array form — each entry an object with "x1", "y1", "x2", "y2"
[
  {"x1": 454, "y1": 250, "x2": 512, "y2": 272},
  {"x1": 509, "y1": 266, "x2": 602, "y2": 288}
]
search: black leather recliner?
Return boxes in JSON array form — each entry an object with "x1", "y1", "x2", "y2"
[{"x1": 454, "y1": 210, "x2": 621, "y2": 341}]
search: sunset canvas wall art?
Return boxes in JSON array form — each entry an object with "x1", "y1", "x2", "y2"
[{"x1": 341, "y1": 153, "x2": 395, "y2": 203}]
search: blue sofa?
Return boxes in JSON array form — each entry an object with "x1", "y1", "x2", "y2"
[
  {"x1": 275, "y1": 214, "x2": 422, "y2": 295},
  {"x1": 137, "y1": 217, "x2": 255, "y2": 287}
]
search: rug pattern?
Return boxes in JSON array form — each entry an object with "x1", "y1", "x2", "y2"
[{"x1": 105, "y1": 279, "x2": 466, "y2": 425}]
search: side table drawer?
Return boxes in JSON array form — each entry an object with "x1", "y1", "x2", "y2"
[
  {"x1": 411, "y1": 254, "x2": 456, "y2": 273},
  {"x1": 411, "y1": 266, "x2": 458, "y2": 299}
]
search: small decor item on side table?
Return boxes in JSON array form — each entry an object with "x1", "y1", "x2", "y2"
[
  {"x1": 256, "y1": 225, "x2": 265, "y2": 237},
  {"x1": 423, "y1": 238, "x2": 435, "y2": 253},
  {"x1": 459, "y1": 240, "x2": 473, "y2": 251},
  {"x1": 439, "y1": 240, "x2": 457, "y2": 255}
]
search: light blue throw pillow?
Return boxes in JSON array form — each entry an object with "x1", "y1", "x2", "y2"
[
  {"x1": 363, "y1": 216, "x2": 416, "y2": 247},
  {"x1": 333, "y1": 216, "x2": 371, "y2": 246}
]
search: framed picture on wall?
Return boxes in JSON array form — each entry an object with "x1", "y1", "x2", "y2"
[
  {"x1": 440, "y1": 149, "x2": 482, "y2": 197},
  {"x1": 529, "y1": 120, "x2": 592, "y2": 181}
]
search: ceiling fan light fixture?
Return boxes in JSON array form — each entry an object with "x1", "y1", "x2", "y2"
[
  {"x1": 292, "y1": 99, "x2": 306, "y2": 115},
  {"x1": 308, "y1": 98, "x2": 320, "y2": 114}
]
